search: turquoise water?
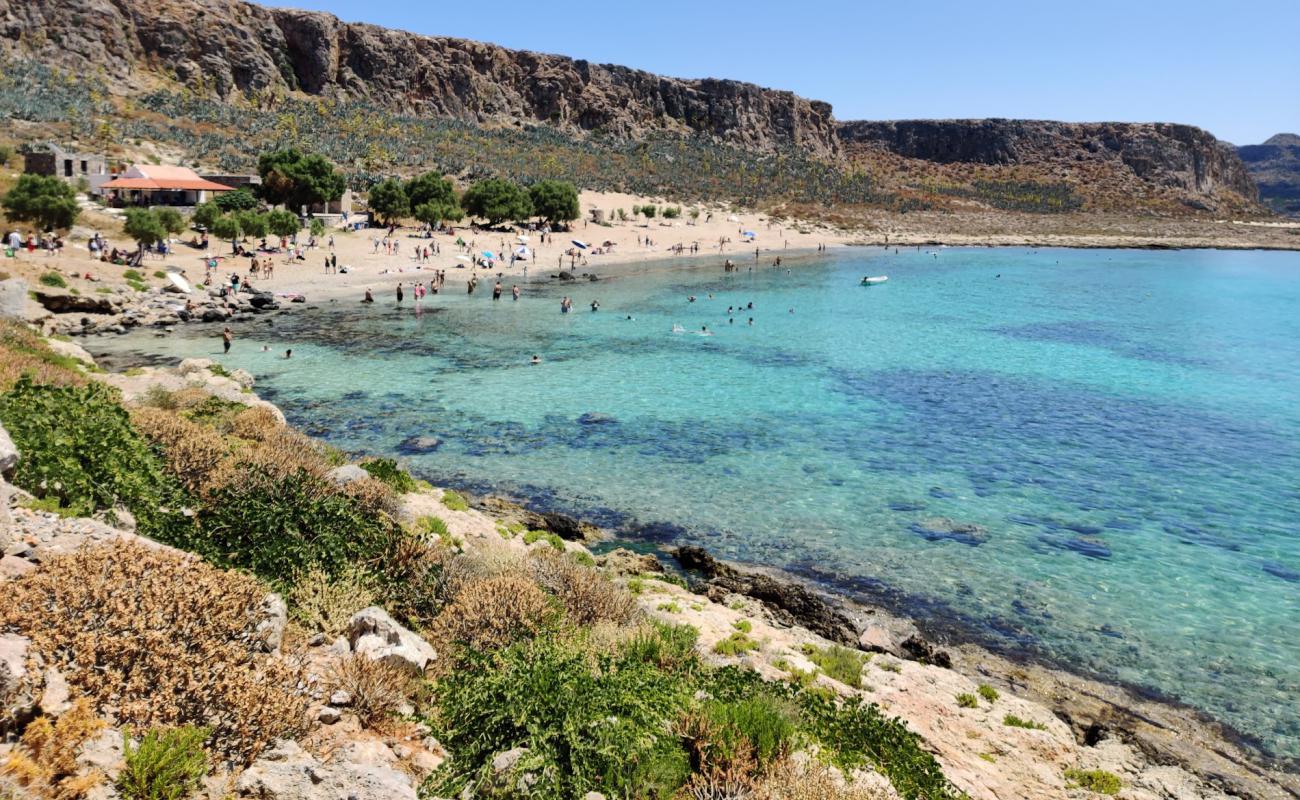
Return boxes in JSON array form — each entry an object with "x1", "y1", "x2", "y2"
[{"x1": 90, "y1": 247, "x2": 1300, "y2": 759}]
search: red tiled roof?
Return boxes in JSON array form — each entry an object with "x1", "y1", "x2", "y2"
[{"x1": 101, "y1": 164, "x2": 234, "y2": 192}]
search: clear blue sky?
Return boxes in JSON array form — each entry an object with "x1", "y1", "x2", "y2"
[{"x1": 280, "y1": 0, "x2": 1297, "y2": 145}]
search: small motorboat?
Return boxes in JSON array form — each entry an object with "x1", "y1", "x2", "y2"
[{"x1": 860, "y1": 275, "x2": 889, "y2": 286}]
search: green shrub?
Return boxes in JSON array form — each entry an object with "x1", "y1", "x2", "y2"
[
  {"x1": 440, "y1": 489, "x2": 469, "y2": 511},
  {"x1": 122, "y1": 269, "x2": 144, "y2": 282},
  {"x1": 1064, "y1": 768, "x2": 1122, "y2": 795},
  {"x1": 712, "y1": 631, "x2": 759, "y2": 657},
  {"x1": 360, "y1": 457, "x2": 419, "y2": 493},
  {"x1": 38, "y1": 272, "x2": 67, "y2": 288},
  {"x1": 192, "y1": 467, "x2": 398, "y2": 585},
  {"x1": 732, "y1": 619, "x2": 752, "y2": 634},
  {"x1": 430, "y1": 636, "x2": 693, "y2": 798},
  {"x1": 288, "y1": 566, "x2": 376, "y2": 636},
  {"x1": 705, "y1": 695, "x2": 797, "y2": 767},
  {"x1": 116, "y1": 726, "x2": 210, "y2": 800},
  {"x1": 621, "y1": 621, "x2": 699, "y2": 673},
  {"x1": 570, "y1": 550, "x2": 596, "y2": 567},
  {"x1": 523, "y1": 528, "x2": 566, "y2": 552},
  {"x1": 0, "y1": 378, "x2": 191, "y2": 536},
  {"x1": 1003, "y1": 714, "x2": 1047, "y2": 730},
  {"x1": 153, "y1": 270, "x2": 168, "y2": 279},
  {"x1": 657, "y1": 601, "x2": 681, "y2": 614},
  {"x1": 955, "y1": 693, "x2": 979, "y2": 709},
  {"x1": 626, "y1": 576, "x2": 646, "y2": 594},
  {"x1": 801, "y1": 644, "x2": 868, "y2": 688},
  {"x1": 415, "y1": 515, "x2": 458, "y2": 548},
  {"x1": 977, "y1": 684, "x2": 999, "y2": 703}
]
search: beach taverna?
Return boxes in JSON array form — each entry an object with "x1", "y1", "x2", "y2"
[{"x1": 100, "y1": 164, "x2": 235, "y2": 206}]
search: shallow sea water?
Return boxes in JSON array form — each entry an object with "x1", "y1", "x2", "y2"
[{"x1": 90, "y1": 246, "x2": 1300, "y2": 758}]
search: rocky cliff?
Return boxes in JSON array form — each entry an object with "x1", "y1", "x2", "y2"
[
  {"x1": 0, "y1": 0, "x2": 839, "y2": 157},
  {"x1": 837, "y1": 119, "x2": 1259, "y2": 207},
  {"x1": 1238, "y1": 133, "x2": 1300, "y2": 217}
]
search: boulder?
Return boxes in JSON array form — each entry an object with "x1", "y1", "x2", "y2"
[
  {"x1": 256, "y1": 593, "x2": 288, "y2": 653},
  {"x1": 235, "y1": 739, "x2": 416, "y2": 800},
  {"x1": 541, "y1": 512, "x2": 600, "y2": 542},
  {"x1": 325, "y1": 465, "x2": 369, "y2": 486},
  {"x1": 0, "y1": 555, "x2": 32, "y2": 580},
  {"x1": 178, "y1": 358, "x2": 215, "y2": 375},
  {"x1": 492, "y1": 747, "x2": 528, "y2": 774},
  {"x1": 39, "y1": 667, "x2": 72, "y2": 716},
  {"x1": 396, "y1": 435, "x2": 441, "y2": 454},
  {"x1": 231, "y1": 368, "x2": 256, "y2": 389},
  {"x1": 0, "y1": 634, "x2": 36, "y2": 729},
  {"x1": 0, "y1": 278, "x2": 28, "y2": 319},
  {"x1": 347, "y1": 607, "x2": 436, "y2": 674},
  {"x1": 32, "y1": 290, "x2": 119, "y2": 314},
  {"x1": 0, "y1": 423, "x2": 17, "y2": 476},
  {"x1": 317, "y1": 706, "x2": 341, "y2": 725},
  {"x1": 598, "y1": 548, "x2": 664, "y2": 576}
]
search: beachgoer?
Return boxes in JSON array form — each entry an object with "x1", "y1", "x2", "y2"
[
  {"x1": 284, "y1": 349, "x2": 292, "y2": 359},
  {"x1": 512, "y1": 284, "x2": 520, "y2": 301},
  {"x1": 396, "y1": 284, "x2": 404, "y2": 303},
  {"x1": 531, "y1": 355, "x2": 541, "y2": 365},
  {"x1": 222, "y1": 327, "x2": 232, "y2": 354}
]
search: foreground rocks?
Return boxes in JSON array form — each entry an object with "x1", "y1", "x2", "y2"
[
  {"x1": 347, "y1": 607, "x2": 437, "y2": 674},
  {"x1": 235, "y1": 739, "x2": 417, "y2": 800}
]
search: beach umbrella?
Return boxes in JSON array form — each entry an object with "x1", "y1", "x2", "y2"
[
  {"x1": 482, "y1": 251, "x2": 495, "y2": 259},
  {"x1": 742, "y1": 231, "x2": 756, "y2": 237},
  {"x1": 572, "y1": 240, "x2": 589, "y2": 249}
]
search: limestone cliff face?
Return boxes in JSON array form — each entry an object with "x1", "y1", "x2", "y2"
[
  {"x1": 1238, "y1": 134, "x2": 1300, "y2": 217},
  {"x1": 837, "y1": 119, "x2": 1259, "y2": 203},
  {"x1": 0, "y1": 0, "x2": 840, "y2": 156}
]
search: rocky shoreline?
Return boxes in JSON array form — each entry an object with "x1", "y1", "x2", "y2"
[{"x1": 457, "y1": 494, "x2": 1300, "y2": 799}]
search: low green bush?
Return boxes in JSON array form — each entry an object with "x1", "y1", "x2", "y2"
[
  {"x1": 977, "y1": 684, "x2": 999, "y2": 703},
  {"x1": 801, "y1": 643, "x2": 868, "y2": 688},
  {"x1": 955, "y1": 693, "x2": 979, "y2": 709},
  {"x1": 1003, "y1": 713, "x2": 1047, "y2": 730},
  {"x1": 620, "y1": 621, "x2": 699, "y2": 673},
  {"x1": 360, "y1": 457, "x2": 419, "y2": 493},
  {"x1": 0, "y1": 377, "x2": 191, "y2": 536},
  {"x1": 705, "y1": 695, "x2": 797, "y2": 767},
  {"x1": 440, "y1": 489, "x2": 469, "y2": 511},
  {"x1": 38, "y1": 272, "x2": 67, "y2": 288},
  {"x1": 523, "y1": 528, "x2": 565, "y2": 552},
  {"x1": 1064, "y1": 768, "x2": 1122, "y2": 795},
  {"x1": 732, "y1": 619, "x2": 752, "y2": 634},
  {"x1": 430, "y1": 636, "x2": 693, "y2": 798},
  {"x1": 712, "y1": 631, "x2": 759, "y2": 656},
  {"x1": 194, "y1": 467, "x2": 398, "y2": 585},
  {"x1": 116, "y1": 726, "x2": 210, "y2": 800},
  {"x1": 122, "y1": 269, "x2": 145, "y2": 282}
]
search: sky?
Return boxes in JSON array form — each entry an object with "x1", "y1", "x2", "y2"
[{"x1": 282, "y1": 0, "x2": 1297, "y2": 145}]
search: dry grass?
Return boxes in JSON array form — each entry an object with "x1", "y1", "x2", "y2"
[
  {"x1": 430, "y1": 573, "x2": 558, "y2": 657},
  {"x1": 0, "y1": 320, "x2": 88, "y2": 392},
  {"x1": 527, "y1": 550, "x2": 639, "y2": 627},
  {"x1": 0, "y1": 541, "x2": 307, "y2": 764},
  {"x1": 228, "y1": 404, "x2": 283, "y2": 441},
  {"x1": 128, "y1": 406, "x2": 229, "y2": 495},
  {"x1": 328, "y1": 654, "x2": 415, "y2": 729},
  {"x1": 753, "y1": 757, "x2": 889, "y2": 800},
  {"x1": 0, "y1": 699, "x2": 107, "y2": 799},
  {"x1": 288, "y1": 566, "x2": 376, "y2": 637}
]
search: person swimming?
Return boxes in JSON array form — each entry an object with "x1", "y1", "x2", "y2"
[{"x1": 530, "y1": 355, "x2": 541, "y2": 365}]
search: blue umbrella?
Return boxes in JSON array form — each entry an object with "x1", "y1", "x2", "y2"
[
  {"x1": 572, "y1": 240, "x2": 589, "y2": 249},
  {"x1": 482, "y1": 251, "x2": 495, "y2": 259}
]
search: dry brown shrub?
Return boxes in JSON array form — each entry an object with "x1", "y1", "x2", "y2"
[
  {"x1": 373, "y1": 535, "x2": 449, "y2": 626},
  {"x1": 0, "y1": 321, "x2": 88, "y2": 392},
  {"x1": 288, "y1": 566, "x2": 376, "y2": 637},
  {"x1": 128, "y1": 406, "x2": 229, "y2": 494},
  {"x1": 206, "y1": 428, "x2": 330, "y2": 495},
  {"x1": 341, "y1": 475, "x2": 401, "y2": 518},
  {"x1": 228, "y1": 404, "x2": 283, "y2": 441},
  {"x1": 0, "y1": 699, "x2": 106, "y2": 799},
  {"x1": 430, "y1": 573, "x2": 558, "y2": 657},
  {"x1": 527, "y1": 549, "x2": 639, "y2": 627},
  {"x1": 162, "y1": 386, "x2": 211, "y2": 411},
  {"x1": 678, "y1": 708, "x2": 760, "y2": 800},
  {"x1": 435, "y1": 549, "x2": 524, "y2": 606},
  {"x1": 752, "y1": 757, "x2": 888, "y2": 800},
  {"x1": 0, "y1": 541, "x2": 307, "y2": 764},
  {"x1": 328, "y1": 654, "x2": 414, "y2": 729}
]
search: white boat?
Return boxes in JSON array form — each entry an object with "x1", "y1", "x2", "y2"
[{"x1": 860, "y1": 275, "x2": 889, "y2": 286}]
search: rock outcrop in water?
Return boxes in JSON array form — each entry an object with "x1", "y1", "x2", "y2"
[
  {"x1": 0, "y1": 0, "x2": 840, "y2": 157},
  {"x1": 837, "y1": 119, "x2": 1259, "y2": 210}
]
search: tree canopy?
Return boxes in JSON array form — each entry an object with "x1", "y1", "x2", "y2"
[
  {"x1": 266, "y1": 209, "x2": 301, "y2": 238},
  {"x1": 256, "y1": 148, "x2": 347, "y2": 211},
  {"x1": 209, "y1": 215, "x2": 242, "y2": 251},
  {"x1": 367, "y1": 179, "x2": 409, "y2": 226},
  {"x1": 215, "y1": 187, "x2": 260, "y2": 213},
  {"x1": 122, "y1": 208, "x2": 167, "y2": 248},
  {"x1": 405, "y1": 173, "x2": 458, "y2": 209},
  {"x1": 528, "y1": 180, "x2": 580, "y2": 226},
  {"x1": 1, "y1": 174, "x2": 79, "y2": 231},
  {"x1": 192, "y1": 202, "x2": 223, "y2": 230},
  {"x1": 154, "y1": 207, "x2": 185, "y2": 235},
  {"x1": 462, "y1": 179, "x2": 533, "y2": 226},
  {"x1": 237, "y1": 211, "x2": 269, "y2": 239}
]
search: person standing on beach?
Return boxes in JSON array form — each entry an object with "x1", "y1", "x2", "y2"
[
  {"x1": 222, "y1": 327, "x2": 233, "y2": 354},
  {"x1": 396, "y1": 283, "x2": 404, "y2": 303}
]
